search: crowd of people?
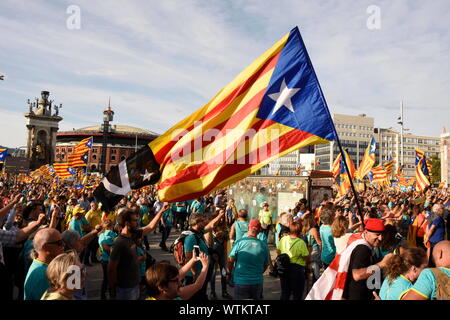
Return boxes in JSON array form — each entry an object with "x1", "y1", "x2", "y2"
[{"x1": 1, "y1": 174, "x2": 449, "y2": 300}]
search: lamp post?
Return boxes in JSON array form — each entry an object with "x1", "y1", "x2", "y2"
[{"x1": 100, "y1": 100, "x2": 114, "y2": 175}]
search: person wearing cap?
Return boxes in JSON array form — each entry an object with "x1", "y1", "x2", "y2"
[
  {"x1": 227, "y1": 219, "x2": 270, "y2": 300},
  {"x1": 342, "y1": 218, "x2": 394, "y2": 300}
]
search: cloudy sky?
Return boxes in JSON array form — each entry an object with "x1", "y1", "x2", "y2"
[{"x1": 0, "y1": 0, "x2": 449, "y2": 148}]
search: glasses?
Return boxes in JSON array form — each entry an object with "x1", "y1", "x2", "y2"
[{"x1": 46, "y1": 239, "x2": 65, "y2": 246}]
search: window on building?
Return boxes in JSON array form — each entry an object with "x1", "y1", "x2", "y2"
[
  {"x1": 61, "y1": 148, "x2": 65, "y2": 153},
  {"x1": 68, "y1": 148, "x2": 72, "y2": 153},
  {"x1": 92, "y1": 155, "x2": 97, "y2": 160},
  {"x1": 111, "y1": 156, "x2": 116, "y2": 161},
  {"x1": 93, "y1": 148, "x2": 98, "y2": 153},
  {"x1": 111, "y1": 149, "x2": 117, "y2": 154}
]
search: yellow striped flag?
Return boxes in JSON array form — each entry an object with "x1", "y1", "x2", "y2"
[
  {"x1": 68, "y1": 152, "x2": 89, "y2": 168},
  {"x1": 94, "y1": 27, "x2": 339, "y2": 209},
  {"x1": 356, "y1": 136, "x2": 376, "y2": 180},
  {"x1": 74, "y1": 137, "x2": 93, "y2": 154},
  {"x1": 53, "y1": 163, "x2": 76, "y2": 178},
  {"x1": 371, "y1": 165, "x2": 387, "y2": 183},
  {"x1": 415, "y1": 157, "x2": 430, "y2": 191},
  {"x1": 331, "y1": 153, "x2": 341, "y2": 179},
  {"x1": 384, "y1": 156, "x2": 394, "y2": 177},
  {"x1": 68, "y1": 137, "x2": 92, "y2": 167}
]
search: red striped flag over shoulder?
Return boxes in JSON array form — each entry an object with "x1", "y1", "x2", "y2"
[{"x1": 306, "y1": 236, "x2": 370, "y2": 300}]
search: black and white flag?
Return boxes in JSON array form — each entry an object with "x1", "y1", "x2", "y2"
[{"x1": 93, "y1": 145, "x2": 161, "y2": 212}]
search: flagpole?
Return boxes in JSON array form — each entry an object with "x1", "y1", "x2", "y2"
[{"x1": 335, "y1": 137, "x2": 365, "y2": 229}]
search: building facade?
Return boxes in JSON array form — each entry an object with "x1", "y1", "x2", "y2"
[
  {"x1": 375, "y1": 128, "x2": 440, "y2": 178},
  {"x1": 314, "y1": 113, "x2": 440, "y2": 179},
  {"x1": 55, "y1": 125, "x2": 159, "y2": 172},
  {"x1": 315, "y1": 114, "x2": 379, "y2": 172},
  {"x1": 260, "y1": 146, "x2": 314, "y2": 176}
]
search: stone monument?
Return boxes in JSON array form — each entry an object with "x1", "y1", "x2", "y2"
[{"x1": 25, "y1": 91, "x2": 63, "y2": 170}]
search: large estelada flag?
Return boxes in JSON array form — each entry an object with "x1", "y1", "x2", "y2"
[
  {"x1": 94, "y1": 27, "x2": 337, "y2": 210},
  {"x1": 355, "y1": 136, "x2": 376, "y2": 180}
]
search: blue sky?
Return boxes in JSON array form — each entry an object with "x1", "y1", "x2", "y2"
[{"x1": 1, "y1": 0, "x2": 449, "y2": 148}]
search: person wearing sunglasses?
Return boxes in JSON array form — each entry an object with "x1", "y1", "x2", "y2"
[{"x1": 24, "y1": 227, "x2": 65, "y2": 300}]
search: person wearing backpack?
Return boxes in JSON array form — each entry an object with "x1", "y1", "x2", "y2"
[
  {"x1": 183, "y1": 210, "x2": 225, "y2": 300},
  {"x1": 278, "y1": 220, "x2": 309, "y2": 300},
  {"x1": 402, "y1": 240, "x2": 450, "y2": 300}
]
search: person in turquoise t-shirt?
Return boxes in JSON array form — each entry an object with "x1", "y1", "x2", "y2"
[
  {"x1": 229, "y1": 209, "x2": 249, "y2": 245},
  {"x1": 24, "y1": 228, "x2": 65, "y2": 300},
  {"x1": 319, "y1": 209, "x2": 336, "y2": 268},
  {"x1": 159, "y1": 208, "x2": 174, "y2": 251},
  {"x1": 173, "y1": 201, "x2": 189, "y2": 231},
  {"x1": 98, "y1": 220, "x2": 117, "y2": 300},
  {"x1": 227, "y1": 219, "x2": 269, "y2": 300},
  {"x1": 402, "y1": 241, "x2": 450, "y2": 300},
  {"x1": 183, "y1": 211, "x2": 226, "y2": 300},
  {"x1": 68, "y1": 206, "x2": 90, "y2": 237},
  {"x1": 378, "y1": 247, "x2": 427, "y2": 300},
  {"x1": 190, "y1": 198, "x2": 205, "y2": 215}
]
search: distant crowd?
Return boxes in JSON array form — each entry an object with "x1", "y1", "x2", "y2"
[{"x1": 1, "y1": 175, "x2": 449, "y2": 300}]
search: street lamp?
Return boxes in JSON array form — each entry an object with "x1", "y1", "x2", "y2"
[{"x1": 100, "y1": 99, "x2": 114, "y2": 174}]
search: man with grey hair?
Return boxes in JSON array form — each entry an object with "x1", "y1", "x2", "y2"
[
  {"x1": 61, "y1": 224, "x2": 102, "y2": 300},
  {"x1": 24, "y1": 227, "x2": 65, "y2": 300},
  {"x1": 426, "y1": 203, "x2": 446, "y2": 267}
]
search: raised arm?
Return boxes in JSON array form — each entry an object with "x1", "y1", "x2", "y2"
[
  {"x1": 141, "y1": 202, "x2": 169, "y2": 236},
  {"x1": 15, "y1": 213, "x2": 47, "y2": 243},
  {"x1": 179, "y1": 253, "x2": 209, "y2": 300},
  {"x1": 204, "y1": 210, "x2": 225, "y2": 233}
]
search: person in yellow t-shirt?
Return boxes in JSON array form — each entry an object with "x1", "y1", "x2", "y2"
[
  {"x1": 258, "y1": 202, "x2": 273, "y2": 237},
  {"x1": 277, "y1": 221, "x2": 309, "y2": 300},
  {"x1": 84, "y1": 201, "x2": 102, "y2": 264}
]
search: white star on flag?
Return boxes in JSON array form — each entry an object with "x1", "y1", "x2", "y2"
[
  {"x1": 268, "y1": 78, "x2": 301, "y2": 115},
  {"x1": 141, "y1": 169, "x2": 153, "y2": 182}
]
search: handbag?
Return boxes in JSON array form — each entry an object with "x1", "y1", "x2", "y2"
[{"x1": 273, "y1": 238, "x2": 301, "y2": 278}]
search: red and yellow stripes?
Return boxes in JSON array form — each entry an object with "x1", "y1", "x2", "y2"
[
  {"x1": 149, "y1": 31, "x2": 330, "y2": 202},
  {"x1": 415, "y1": 158, "x2": 430, "y2": 191},
  {"x1": 331, "y1": 154, "x2": 341, "y2": 179},
  {"x1": 53, "y1": 163, "x2": 73, "y2": 178}
]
